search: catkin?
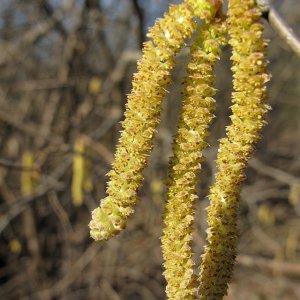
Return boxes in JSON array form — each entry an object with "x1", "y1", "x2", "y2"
[
  {"x1": 72, "y1": 137, "x2": 85, "y2": 207},
  {"x1": 89, "y1": 1, "x2": 219, "y2": 241},
  {"x1": 71, "y1": 136, "x2": 94, "y2": 207},
  {"x1": 199, "y1": 0, "x2": 270, "y2": 298},
  {"x1": 162, "y1": 18, "x2": 227, "y2": 300},
  {"x1": 21, "y1": 151, "x2": 35, "y2": 196}
]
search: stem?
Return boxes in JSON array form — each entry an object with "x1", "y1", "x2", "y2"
[{"x1": 257, "y1": 0, "x2": 300, "y2": 58}]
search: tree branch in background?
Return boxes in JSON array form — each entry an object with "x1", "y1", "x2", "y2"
[
  {"x1": 257, "y1": 0, "x2": 300, "y2": 58},
  {"x1": 131, "y1": 0, "x2": 145, "y2": 49},
  {"x1": 0, "y1": 158, "x2": 38, "y2": 172},
  {"x1": 40, "y1": 0, "x2": 68, "y2": 38}
]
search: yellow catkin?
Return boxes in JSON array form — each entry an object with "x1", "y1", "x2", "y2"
[
  {"x1": 199, "y1": 0, "x2": 270, "y2": 298},
  {"x1": 162, "y1": 17, "x2": 227, "y2": 300},
  {"x1": 72, "y1": 137, "x2": 85, "y2": 207},
  {"x1": 88, "y1": 77, "x2": 102, "y2": 95},
  {"x1": 89, "y1": 0, "x2": 220, "y2": 241},
  {"x1": 21, "y1": 151, "x2": 34, "y2": 196}
]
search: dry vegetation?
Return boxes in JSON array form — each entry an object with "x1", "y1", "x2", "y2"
[{"x1": 0, "y1": 0, "x2": 299, "y2": 299}]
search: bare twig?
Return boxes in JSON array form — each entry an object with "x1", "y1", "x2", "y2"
[
  {"x1": 238, "y1": 254, "x2": 300, "y2": 277},
  {"x1": 48, "y1": 191, "x2": 74, "y2": 238},
  {"x1": 0, "y1": 13, "x2": 62, "y2": 66},
  {"x1": 0, "y1": 158, "x2": 37, "y2": 172},
  {"x1": 0, "y1": 156, "x2": 71, "y2": 234},
  {"x1": 131, "y1": 0, "x2": 145, "y2": 49},
  {"x1": 0, "y1": 104, "x2": 63, "y2": 143},
  {"x1": 269, "y1": 8, "x2": 300, "y2": 58},
  {"x1": 15, "y1": 78, "x2": 76, "y2": 91},
  {"x1": 257, "y1": 0, "x2": 300, "y2": 58},
  {"x1": 29, "y1": 242, "x2": 103, "y2": 299},
  {"x1": 81, "y1": 135, "x2": 114, "y2": 164},
  {"x1": 40, "y1": 0, "x2": 68, "y2": 37},
  {"x1": 249, "y1": 158, "x2": 300, "y2": 186}
]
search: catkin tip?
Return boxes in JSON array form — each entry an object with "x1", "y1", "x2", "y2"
[{"x1": 89, "y1": 206, "x2": 125, "y2": 241}]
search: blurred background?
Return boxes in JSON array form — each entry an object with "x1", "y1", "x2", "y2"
[{"x1": 0, "y1": 0, "x2": 299, "y2": 299}]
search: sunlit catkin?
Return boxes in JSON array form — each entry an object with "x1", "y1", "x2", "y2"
[
  {"x1": 89, "y1": 0, "x2": 220, "y2": 241},
  {"x1": 161, "y1": 17, "x2": 227, "y2": 300},
  {"x1": 199, "y1": 0, "x2": 270, "y2": 298}
]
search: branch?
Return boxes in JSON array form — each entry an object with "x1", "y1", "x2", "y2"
[
  {"x1": 0, "y1": 158, "x2": 38, "y2": 172},
  {"x1": 0, "y1": 156, "x2": 71, "y2": 234},
  {"x1": 249, "y1": 158, "x2": 300, "y2": 186},
  {"x1": 238, "y1": 254, "x2": 300, "y2": 277},
  {"x1": 131, "y1": 0, "x2": 145, "y2": 49},
  {"x1": 40, "y1": 0, "x2": 68, "y2": 37},
  {"x1": 257, "y1": 0, "x2": 300, "y2": 58},
  {"x1": 0, "y1": 1, "x2": 74, "y2": 66}
]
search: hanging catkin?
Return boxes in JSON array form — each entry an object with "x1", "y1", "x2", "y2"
[
  {"x1": 89, "y1": 0, "x2": 220, "y2": 241},
  {"x1": 162, "y1": 17, "x2": 227, "y2": 300},
  {"x1": 199, "y1": 0, "x2": 270, "y2": 298}
]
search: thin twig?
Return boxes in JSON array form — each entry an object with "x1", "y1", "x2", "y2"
[
  {"x1": 249, "y1": 158, "x2": 300, "y2": 186},
  {"x1": 0, "y1": 158, "x2": 37, "y2": 172},
  {"x1": 257, "y1": 0, "x2": 300, "y2": 58},
  {"x1": 238, "y1": 254, "x2": 300, "y2": 277},
  {"x1": 0, "y1": 156, "x2": 71, "y2": 234},
  {"x1": 29, "y1": 242, "x2": 102, "y2": 299},
  {"x1": 269, "y1": 8, "x2": 300, "y2": 58}
]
